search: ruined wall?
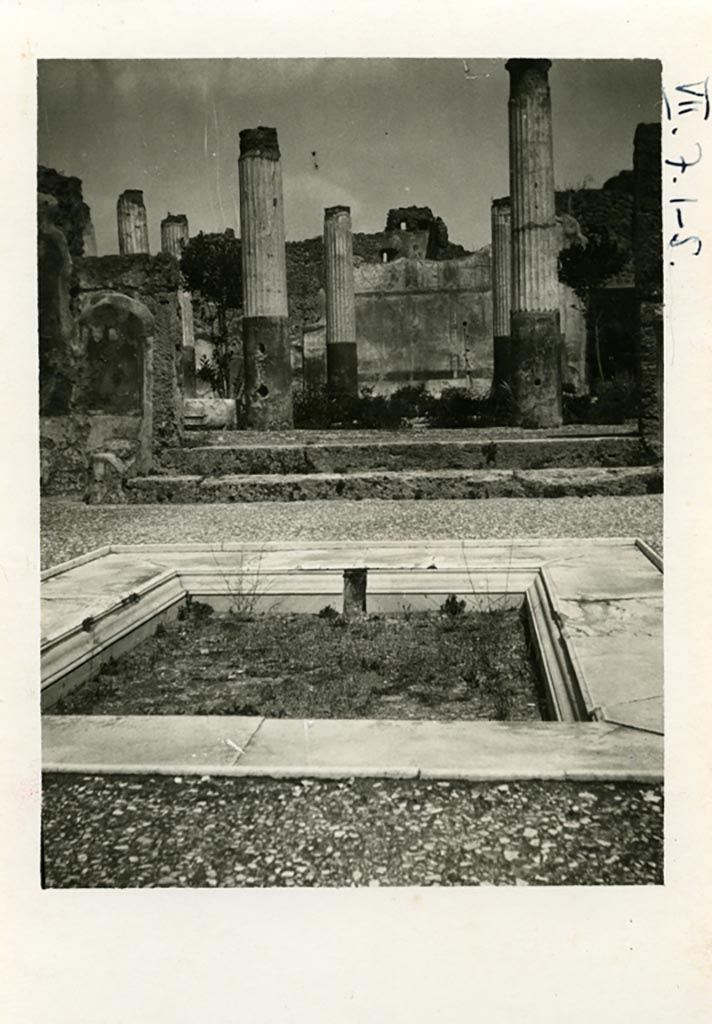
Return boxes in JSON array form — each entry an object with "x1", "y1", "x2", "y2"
[
  {"x1": 77, "y1": 255, "x2": 183, "y2": 455},
  {"x1": 40, "y1": 245, "x2": 184, "y2": 494},
  {"x1": 285, "y1": 211, "x2": 472, "y2": 354},
  {"x1": 38, "y1": 166, "x2": 94, "y2": 259},
  {"x1": 354, "y1": 250, "x2": 492, "y2": 392},
  {"x1": 633, "y1": 123, "x2": 663, "y2": 458},
  {"x1": 555, "y1": 213, "x2": 588, "y2": 393},
  {"x1": 555, "y1": 182, "x2": 637, "y2": 387}
]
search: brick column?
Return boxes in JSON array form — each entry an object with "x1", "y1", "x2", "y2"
[
  {"x1": 117, "y1": 189, "x2": 150, "y2": 255},
  {"x1": 506, "y1": 58, "x2": 562, "y2": 426},
  {"x1": 238, "y1": 126, "x2": 293, "y2": 429},
  {"x1": 324, "y1": 205, "x2": 358, "y2": 397}
]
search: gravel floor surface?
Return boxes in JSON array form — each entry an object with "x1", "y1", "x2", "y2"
[
  {"x1": 41, "y1": 495, "x2": 663, "y2": 569},
  {"x1": 42, "y1": 774, "x2": 663, "y2": 888}
]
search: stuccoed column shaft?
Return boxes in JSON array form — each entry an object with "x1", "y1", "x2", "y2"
[
  {"x1": 117, "y1": 190, "x2": 150, "y2": 255},
  {"x1": 506, "y1": 58, "x2": 562, "y2": 427},
  {"x1": 491, "y1": 197, "x2": 512, "y2": 389},
  {"x1": 239, "y1": 127, "x2": 288, "y2": 318},
  {"x1": 161, "y1": 213, "x2": 189, "y2": 258},
  {"x1": 238, "y1": 126, "x2": 293, "y2": 428},
  {"x1": 324, "y1": 205, "x2": 358, "y2": 397}
]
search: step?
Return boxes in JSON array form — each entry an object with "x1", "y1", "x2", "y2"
[
  {"x1": 123, "y1": 466, "x2": 662, "y2": 504},
  {"x1": 165, "y1": 434, "x2": 647, "y2": 476}
]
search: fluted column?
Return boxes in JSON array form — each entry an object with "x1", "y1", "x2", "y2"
[
  {"x1": 506, "y1": 58, "x2": 562, "y2": 426},
  {"x1": 324, "y1": 205, "x2": 358, "y2": 397},
  {"x1": 161, "y1": 213, "x2": 189, "y2": 258},
  {"x1": 238, "y1": 126, "x2": 293, "y2": 429},
  {"x1": 491, "y1": 197, "x2": 511, "y2": 389},
  {"x1": 117, "y1": 190, "x2": 150, "y2": 255}
]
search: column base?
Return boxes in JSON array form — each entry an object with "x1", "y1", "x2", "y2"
[
  {"x1": 510, "y1": 311, "x2": 563, "y2": 428},
  {"x1": 243, "y1": 316, "x2": 294, "y2": 430},
  {"x1": 492, "y1": 336, "x2": 512, "y2": 391},
  {"x1": 326, "y1": 342, "x2": 358, "y2": 399}
]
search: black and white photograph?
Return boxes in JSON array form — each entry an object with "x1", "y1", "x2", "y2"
[
  {"x1": 2, "y1": 3, "x2": 712, "y2": 1020},
  {"x1": 37, "y1": 55, "x2": 665, "y2": 888}
]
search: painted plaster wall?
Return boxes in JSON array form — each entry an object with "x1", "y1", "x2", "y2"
[{"x1": 353, "y1": 251, "x2": 493, "y2": 391}]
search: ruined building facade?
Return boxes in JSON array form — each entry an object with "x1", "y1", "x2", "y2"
[{"x1": 39, "y1": 171, "x2": 184, "y2": 498}]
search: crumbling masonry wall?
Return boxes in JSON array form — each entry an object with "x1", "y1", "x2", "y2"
[
  {"x1": 633, "y1": 123, "x2": 663, "y2": 458},
  {"x1": 39, "y1": 181, "x2": 185, "y2": 494}
]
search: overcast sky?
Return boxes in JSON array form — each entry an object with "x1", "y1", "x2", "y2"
[{"x1": 37, "y1": 58, "x2": 660, "y2": 256}]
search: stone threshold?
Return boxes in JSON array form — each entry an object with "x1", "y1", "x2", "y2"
[{"x1": 42, "y1": 715, "x2": 663, "y2": 783}]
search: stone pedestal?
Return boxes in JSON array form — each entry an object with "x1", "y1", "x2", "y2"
[
  {"x1": 343, "y1": 568, "x2": 367, "y2": 619},
  {"x1": 491, "y1": 197, "x2": 512, "y2": 390},
  {"x1": 117, "y1": 190, "x2": 150, "y2": 255},
  {"x1": 506, "y1": 58, "x2": 562, "y2": 427},
  {"x1": 161, "y1": 213, "x2": 189, "y2": 258},
  {"x1": 324, "y1": 205, "x2": 358, "y2": 398},
  {"x1": 238, "y1": 126, "x2": 293, "y2": 428}
]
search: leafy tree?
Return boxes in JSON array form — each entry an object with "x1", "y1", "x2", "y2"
[
  {"x1": 558, "y1": 228, "x2": 628, "y2": 383},
  {"x1": 180, "y1": 229, "x2": 242, "y2": 397}
]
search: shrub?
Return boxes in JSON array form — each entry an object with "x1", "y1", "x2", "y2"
[
  {"x1": 563, "y1": 372, "x2": 638, "y2": 425},
  {"x1": 387, "y1": 383, "x2": 433, "y2": 421},
  {"x1": 317, "y1": 604, "x2": 340, "y2": 621},
  {"x1": 293, "y1": 381, "x2": 518, "y2": 430},
  {"x1": 440, "y1": 594, "x2": 466, "y2": 617}
]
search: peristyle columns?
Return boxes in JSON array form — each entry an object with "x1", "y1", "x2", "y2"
[
  {"x1": 238, "y1": 126, "x2": 293, "y2": 429},
  {"x1": 506, "y1": 58, "x2": 562, "y2": 426},
  {"x1": 117, "y1": 189, "x2": 150, "y2": 255},
  {"x1": 491, "y1": 197, "x2": 512, "y2": 390},
  {"x1": 324, "y1": 205, "x2": 358, "y2": 397},
  {"x1": 161, "y1": 213, "x2": 189, "y2": 258}
]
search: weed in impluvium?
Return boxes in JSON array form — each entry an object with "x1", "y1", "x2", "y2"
[
  {"x1": 441, "y1": 594, "x2": 466, "y2": 617},
  {"x1": 209, "y1": 546, "x2": 268, "y2": 620},
  {"x1": 178, "y1": 597, "x2": 214, "y2": 622},
  {"x1": 398, "y1": 601, "x2": 414, "y2": 622},
  {"x1": 318, "y1": 604, "x2": 341, "y2": 621}
]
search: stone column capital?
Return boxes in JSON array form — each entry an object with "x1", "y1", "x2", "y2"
[
  {"x1": 325, "y1": 205, "x2": 351, "y2": 220},
  {"x1": 239, "y1": 126, "x2": 281, "y2": 161},
  {"x1": 505, "y1": 58, "x2": 552, "y2": 80}
]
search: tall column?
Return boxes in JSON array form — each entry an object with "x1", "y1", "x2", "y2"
[
  {"x1": 506, "y1": 58, "x2": 562, "y2": 427},
  {"x1": 324, "y1": 205, "x2": 358, "y2": 397},
  {"x1": 238, "y1": 126, "x2": 293, "y2": 429},
  {"x1": 161, "y1": 213, "x2": 189, "y2": 258},
  {"x1": 117, "y1": 189, "x2": 150, "y2": 255},
  {"x1": 491, "y1": 197, "x2": 512, "y2": 390}
]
